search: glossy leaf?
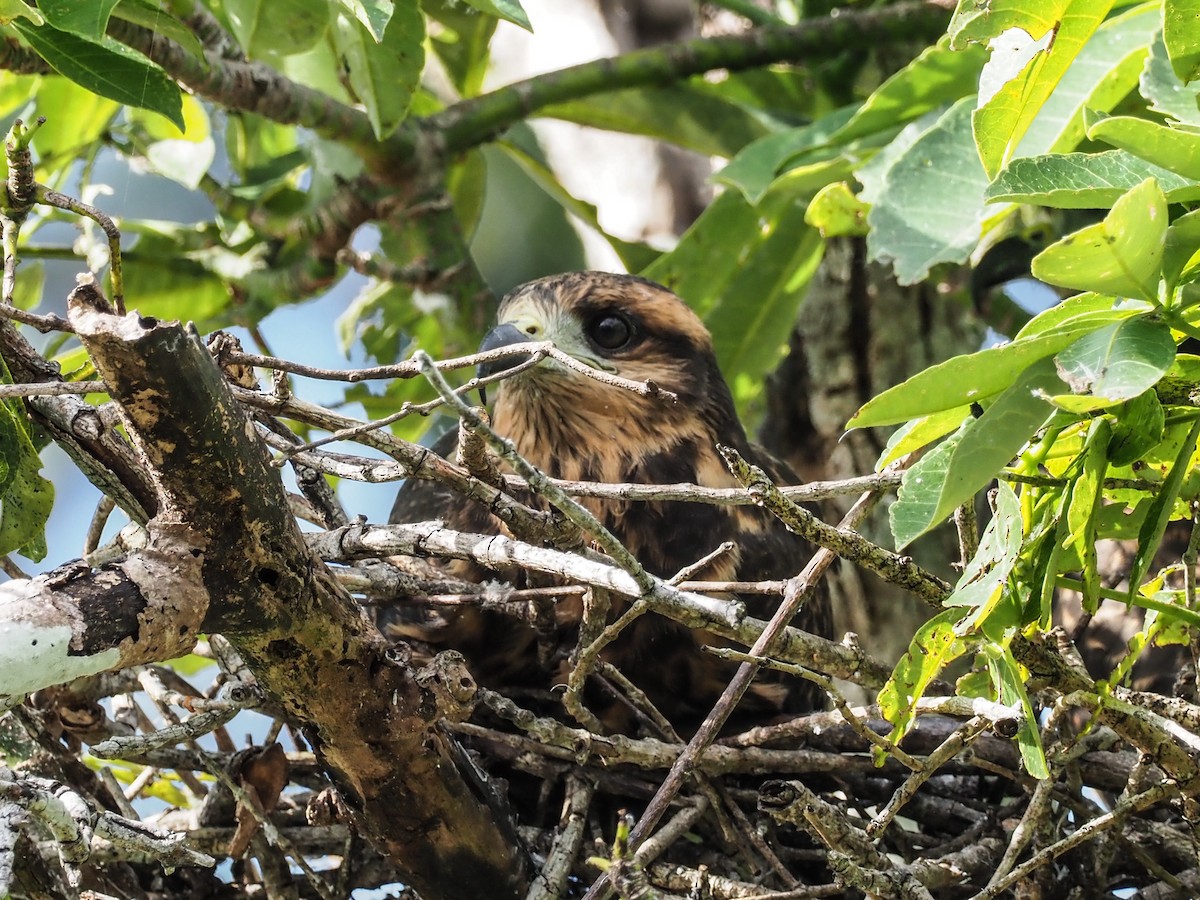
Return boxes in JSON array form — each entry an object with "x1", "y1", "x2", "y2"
[
  {"x1": 1054, "y1": 317, "x2": 1176, "y2": 401},
  {"x1": 645, "y1": 179, "x2": 824, "y2": 403},
  {"x1": 988, "y1": 646, "x2": 1050, "y2": 778},
  {"x1": 543, "y1": 82, "x2": 771, "y2": 159},
  {"x1": 30, "y1": 77, "x2": 120, "y2": 166},
  {"x1": 337, "y1": 0, "x2": 393, "y2": 40},
  {"x1": 12, "y1": 21, "x2": 183, "y2": 129},
  {"x1": 849, "y1": 309, "x2": 1131, "y2": 429},
  {"x1": 987, "y1": 150, "x2": 1200, "y2": 208},
  {"x1": 0, "y1": 360, "x2": 51, "y2": 561},
  {"x1": 461, "y1": 0, "x2": 530, "y2": 30},
  {"x1": 964, "y1": 0, "x2": 1113, "y2": 178},
  {"x1": 496, "y1": 140, "x2": 658, "y2": 272},
  {"x1": 1031, "y1": 178, "x2": 1166, "y2": 301},
  {"x1": 1066, "y1": 417, "x2": 1111, "y2": 612},
  {"x1": 805, "y1": 182, "x2": 869, "y2": 238},
  {"x1": 889, "y1": 358, "x2": 1060, "y2": 549},
  {"x1": 112, "y1": 0, "x2": 206, "y2": 62},
  {"x1": 879, "y1": 608, "x2": 966, "y2": 742},
  {"x1": 424, "y1": 0, "x2": 496, "y2": 96},
  {"x1": 716, "y1": 106, "x2": 857, "y2": 203},
  {"x1": 38, "y1": 0, "x2": 118, "y2": 39},
  {"x1": 1128, "y1": 417, "x2": 1200, "y2": 594},
  {"x1": 832, "y1": 36, "x2": 988, "y2": 144},
  {"x1": 1164, "y1": 0, "x2": 1200, "y2": 83},
  {"x1": 946, "y1": 481, "x2": 1024, "y2": 627},
  {"x1": 224, "y1": 0, "x2": 331, "y2": 58},
  {"x1": 1108, "y1": 390, "x2": 1165, "y2": 466},
  {"x1": 1164, "y1": 207, "x2": 1200, "y2": 292},
  {"x1": 875, "y1": 405, "x2": 973, "y2": 471},
  {"x1": 333, "y1": 4, "x2": 424, "y2": 139},
  {"x1": 1016, "y1": 5, "x2": 1159, "y2": 158},
  {"x1": 1087, "y1": 111, "x2": 1200, "y2": 181},
  {"x1": 1142, "y1": 30, "x2": 1200, "y2": 125}
]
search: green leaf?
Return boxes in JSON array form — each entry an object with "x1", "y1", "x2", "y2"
[
  {"x1": 867, "y1": 97, "x2": 991, "y2": 285},
  {"x1": 889, "y1": 358, "x2": 1059, "y2": 549},
  {"x1": 1015, "y1": 290, "x2": 1150, "y2": 340},
  {"x1": 1128, "y1": 416, "x2": 1200, "y2": 593},
  {"x1": 224, "y1": 0, "x2": 331, "y2": 59},
  {"x1": 0, "y1": 360, "x2": 51, "y2": 561},
  {"x1": 1065, "y1": 417, "x2": 1111, "y2": 613},
  {"x1": 946, "y1": 481, "x2": 1024, "y2": 630},
  {"x1": 460, "y1": 0, "x2": 530, "y2": 31},
  {"x1": 969, "y1": 0, "x2": 1114, "y2": 178},
  {"x1": 111, "y1": 0, "x2": 206, "y2": 62},
  {"x1": 1143, "y1": 30, "x2": 1200, "y2": 125},
  {"x1": 875, "y1": 405, "x2": 972, "y2": 471},
  {"x1": 716, "y1": 106, "x2": 858, "y2": 204},
  {"x1": 29, "y1": 77, "x2": 120, "y2": 167},
  {"x1": 495, "y1": 140, "x2": 658, "y2": 272},
  {"x1": 337, "y1": 0, "x2": 393, "y2": 41},
  {"x1": 1015, "y1": 5, "x2": 1159, "y2": 157},
  {"x1": 1164, "y1": 0, "x2": 1200, "y2": 83},
  {"x1": 1087, "y1": 111, "x2": 1200, "y2": 181},
  {"x1": 804, "y1": 182, "x2": 869, "y2": 238},
  {"x1": 0, "y1": 1, "x2": 42, "y2": 25},
  {"x1": 1031, "y1": 177, "x2": 1166, "y2": 301},
  {"x1": 424, "y1": 0, "x2": 496, "y2": 96},
  {"x1": 333, "y1": 4, "x2": 423, "y2": 140},
  {"x1": 879, "y1": 608, "x2": 967, "y2": 742},
  {"x1": 988, "y1": 646, "x2": 1050, "y2": 779},
  {"x1": 123, "y1": 227, "x2": 239, "y2": 323},
  {"x1": 145, "y1": 137, "x2": 216, "y2": 190},
  {"x1": 849, "y1": 308, "x2": 1132, "y2": 429},
  {"x1": 12, "y1": 21, "x2": 183, "y2": 129},
  {"x1": 542, "y1": 82, "x2": 771, "y2": 158},
  {"x1": 1163, "y1": 207, "x2": 1200, "y2": 292},
  {"x1": 1108, "y1": 389, "x2": 1165, "y2": 467},
  {"x1": 643, "y1": 180, "x2": 823, "y2": 406},
  {"x1": 0, "y1": 446, "x2": 52, "y2": 561},
  {"x1": 987, "y1": 150, "x2": 1200, "y2": 208},
  {"x1": 38, "y1": 0, "x2": 118, "y2": 39},
  {"x1": 1054, "y1": 317, "x2": 1176, "y2": 400},
  {"x1": 831, "y1": 36, "x2": 988, "y2": 145}
]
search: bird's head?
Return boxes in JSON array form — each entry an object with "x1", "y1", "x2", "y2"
[
  {"x1": 473, "y1": 272, "x2": 747, "y2": 480},
  {"x1": 477, "y1": 271, "x2": 724, "y2": 415}
]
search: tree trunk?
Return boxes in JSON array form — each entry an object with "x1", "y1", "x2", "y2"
[{"x1": 763, "y1": 237, "x2": 984, "y2": 666}]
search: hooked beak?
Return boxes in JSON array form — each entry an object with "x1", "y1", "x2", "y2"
[{"x1": 476, "y1": 322, "x2": 536, "y2": 404}]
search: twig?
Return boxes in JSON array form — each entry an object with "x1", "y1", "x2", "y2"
[
  {"x1": 967, "y1": 779, "x2": 1185, "y2": 900},
  {"x1": 90, "y1": 692, "x2": 257, "y2": 759},
  {"x1": 953, "y1": 501, "x2": 978, "y2": 571},
  {"x1": 413, "y1": 350, "x2": 676, "y2": 601},
  {"x1": 866, "y1": 716, "x2": 989, "y2": 837},
  {"x1": 0, "y1": 380, "x2": 106, "y2": 397},
  {"x1": 598, "y1": 482, "x2": 883, "y2": 898},
  {"x1": 310, "y1": 520, "x2": 896, "y2": 686},
  {"x1": 721, "y1": 444, "x2": 951, "y2": 604},
  {"x1": 706, "y1": 647, "x2": 921, "y2": 771},
  {"x1": 526, "y1": 773, "x2": 595, "y2": 900},
  {"x1": 83, "y1": 495, "x2": 116, "y2": 556},
  {"x1": 36, "y1": 189, "x2": 123, "y2": 313},
  {"x1": 223, "y1": 342, "x2": 675, "y2": 401}
]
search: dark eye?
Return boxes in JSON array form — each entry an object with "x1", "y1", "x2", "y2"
[{"x1": 587, "y1": 313, "x2": 634, "y2": 351}]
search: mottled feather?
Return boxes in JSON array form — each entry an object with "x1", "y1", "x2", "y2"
[{"x1": 383, "y1": 272, "x2": 828, "y2": 734}]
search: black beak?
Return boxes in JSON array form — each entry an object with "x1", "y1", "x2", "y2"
[{"x1": 476, "y1": 322, "x2": 536, "y2": 404}]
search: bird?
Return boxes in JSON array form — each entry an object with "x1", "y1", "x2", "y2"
[{"x1": 383, "y1": 271, "x2": 828, "y2": 735}]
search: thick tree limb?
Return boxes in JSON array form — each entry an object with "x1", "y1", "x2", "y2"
[{"x1": 54, "y1": 293, "x2": 530, "y2": 900}]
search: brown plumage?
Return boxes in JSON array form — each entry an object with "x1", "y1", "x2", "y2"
[{"x1": 384, "y1": 272, "x2": 828, "y2": 735}]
